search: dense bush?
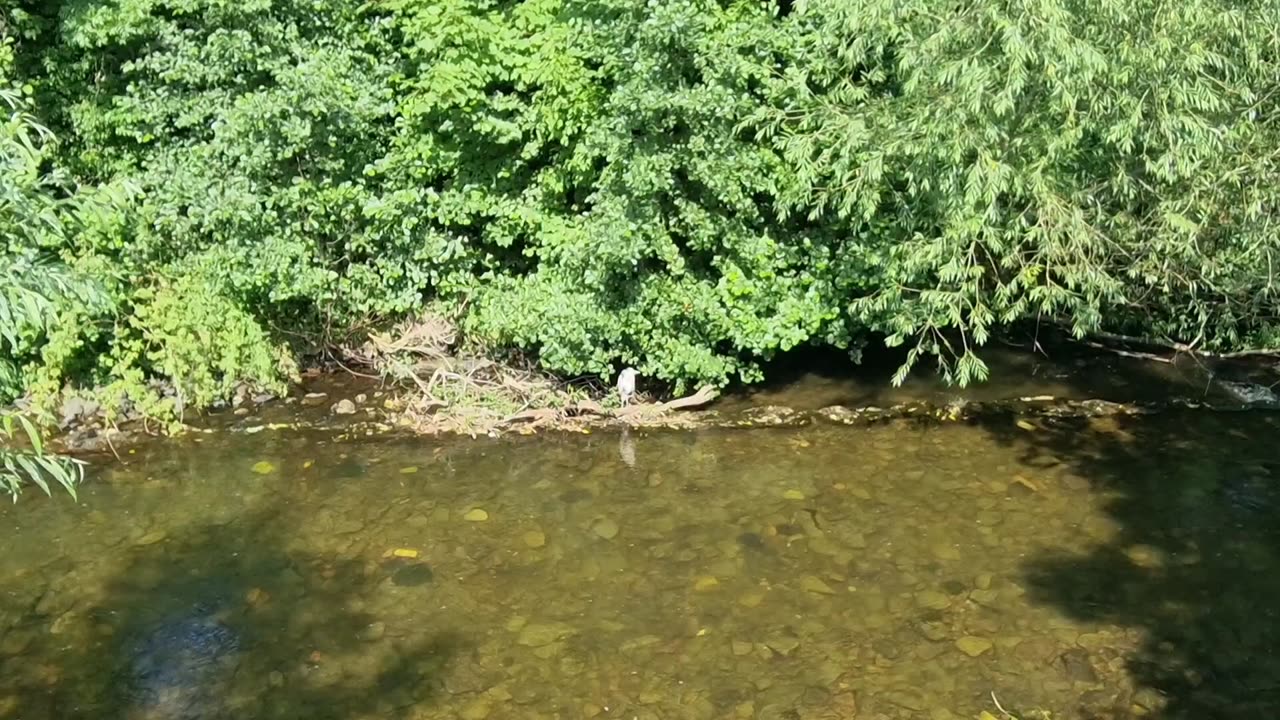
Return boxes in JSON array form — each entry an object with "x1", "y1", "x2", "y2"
[
  {"x1": 756, "y1": 0, "x2": 1280, "y2": 383},
  {"x1": 0, "y1": 0, "x2": 1276, "y2": 412}
]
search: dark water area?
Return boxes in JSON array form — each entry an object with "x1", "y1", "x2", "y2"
[
  {"x1": 716, "y1": 342, "x2": 1244, "y2": 413},
  {"x1": 3, "y1": 405, "x2": 1280, "y2": 719}
]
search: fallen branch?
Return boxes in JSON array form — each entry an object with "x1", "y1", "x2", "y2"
[
  {"x1": 1083, "y1": 341, "x2": 1173, "y2": 364},
  {"x1": 659, "y1": 386, "x2": 719, "y2": 411},
  {"x1": 1071, "y1": 325, "x2": 1280, "y2": 360}
]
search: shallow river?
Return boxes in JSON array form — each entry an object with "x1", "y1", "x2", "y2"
[{"x1": 2, "y1": 410, "x2": 1279, "y2": 720}]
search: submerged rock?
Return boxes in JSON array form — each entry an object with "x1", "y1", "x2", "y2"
[
  {"x1": 591, "y1": 518, "x2": 620, "y2": 540},
  {"x1": 124, "y1": 611, "x2": 241, "y2": 720},
  {"x1": 954, "y1": 636, "x2": 993, "y2": 657}
]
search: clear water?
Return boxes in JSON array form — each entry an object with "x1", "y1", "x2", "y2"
[{"x1": 2, "y1": 410, "x2": 1279, "y2": 720}]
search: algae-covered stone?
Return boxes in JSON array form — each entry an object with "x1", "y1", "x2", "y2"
[
  {"x1": 358, "y1": 622, "x2": 385, "y2": 642},
  {"x1": 517, "y1": 623, "x2": 573, "y2": 647},
  {"x1": 955, "y1": 636, "x2": 993, "y2": 657},
  {"x1": 931, "y1": 543, "x2": 961, "y2": 561},
  {"x1": 591, "y1": 518, "x2": 620, "y2": 540},
  {"x1": 766, "y1": 635, "x2": 800, "y2": 656},
  {"x1": 915, "y1": 590, "x2": 951, "y2": 610},
  {"x1": 969, "y1": 588, "x2": 999, "y2": 606},
  {"x1": 135, "y1": 530, "x2": 168, "y2": 546},
  {"x1": 694, "y1": 576, "x2": 720, "y2": 592},
  {"x1": 460, "y1": 698, "x2": 492, "y2": 720},
  {"x1": 800, "y1": 576, "x2": 836, "y2": 595}
]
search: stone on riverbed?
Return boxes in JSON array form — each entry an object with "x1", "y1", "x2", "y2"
[
  {"x1": 517, "y1": 623, "x2": 574, "y2": 648},
  {"x1": 955, "y1": 636, "x2": 993, "y2": 657},
  {"x1": 591, "y1": 518, "x2": 620, "y2": 539},
  {"x1": 800, "y1": 576, "x2": 837, "y2": 595}
]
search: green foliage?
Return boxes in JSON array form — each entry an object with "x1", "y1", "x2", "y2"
[
  {"x1": 1, "y1": 0, "x2": 1277, "y2": 403},
  {"x1": 385, "y1": 0, "x2": 857, "y2": 389},
  {"x1": 0, "y1": 253, "x2": 110, "y2": 399},
  {"x1": 0, "y1": 412, "x2": 83, "y2": 500},
  {"x1": 757, "y1": 0, "x2": 1280, "y2": 383}
]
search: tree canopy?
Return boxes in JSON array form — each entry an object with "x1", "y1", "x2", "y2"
[{"x1": 0, "y1": 0, "x2": 1276, "y2": 412}]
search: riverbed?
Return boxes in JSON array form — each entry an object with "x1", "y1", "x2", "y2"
[{"x1": 2, "y1": 406, "x2": 1279, "y2": 719}]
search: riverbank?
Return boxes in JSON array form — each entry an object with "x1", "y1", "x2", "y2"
[{"x1": 48, "y1": 334, "x2": 1280, "y2": 458}]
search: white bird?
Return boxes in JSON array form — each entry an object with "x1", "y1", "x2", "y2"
[{"x1": 616, "y1": 367, "x2": 638, "y2": 407}]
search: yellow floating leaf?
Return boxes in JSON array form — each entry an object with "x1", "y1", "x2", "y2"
[
  {"x1": 251, "y1": 461, "x2": 276, "y2": 475},
  {"x1": 1015, "y1": 419, "x2": 1037, "y2": 431},
  {"x1": 399, "y1": 466, "x2": 419, "y2": 474},
  {"x1": 695, "y1": 628, "x2": 709, "y2": 637},
  {"x1": 463, "y1": 508, "x2": 489, "y2": 522},
  {"x1": 303, "y1": 460, "x2": 314, "y2": 469},
  {"x1": 783, "y1": 489, "x2": 805, "y2": 500},
  {"x1": 391, "y1": 548, "x2": 419, "y2": 559}
]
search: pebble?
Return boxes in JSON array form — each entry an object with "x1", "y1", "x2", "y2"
[
  {"x1": 517, "y1": 623, "x2": 573, "y2": 647},
  {"x1": 1131, "y1": 687, "x2": 1165, "y2": 711},
  {"x1": 974, "y1": 573, "x2": 993, "y2": 589},
  {"x1": 392, "y1": 564, "x2": 433, "y2": 586},
  {"x1": 464, "y1": 508, "x2": 490, "y2": 522},
  {"x1": 915, "y1": 590, "x2": 951, "y2": 610},
  {"x1": 931, "y1": 543, "x2": 961, "y2": 560},
  {"x1": 799, "y1": 576, "x2": 836, "y2": 595},
  {"x1": 1124, "y1": 544, "x2": 1165, "y2": 569},
  {"x1": 917, "y1": 622, "x2": 949, "y2": 642},
  {"x1": 591, "y1": 518, "x2": 620, "y2": 540},
  {"x1": 358, "y1": 622, "x2": 386, "y2": 642},
  {"x1": 522, "y1": 530, "x2": 546, "y2": 548},
  {"x1": 332, "y1": 399, "x2": 357, "y2": 415},
  {"x1": 955, "y1": 636, "x2": 993, "y2": 657},
  {"x1": 1058, "y1": 648, "x2": 1098, "y2": 682},
  {"x1": 460, "y1": 699, "x2": 491, "y2": 720},
  {"x1": 694, "y1": 576, "x2": 720, "y2": 592},
  {"x1": 245, "y1": 587, "x2": 270, "y2": 607},
  {"x1": 766, "y1": 636, "x2": 801, "y2": 656},
  {"x1": 969, "y1": 588, "x2": 999, "y2": 606},
  {"x1": 135, "y1": 530, "x2": 167, "y2": 546},
  {"x1": 732, "y1": 640, "x2": 753, "y2": 656},
  {"x1": 738, "y1": 592, "x2": 765, "y2": 608},
  {"x1": 302, "y1": 392, "x2": 328, "y2": 405}
]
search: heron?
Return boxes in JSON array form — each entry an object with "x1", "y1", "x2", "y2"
[{"x1": 616, "y1": 367, "x2": 638, "y2": 407}]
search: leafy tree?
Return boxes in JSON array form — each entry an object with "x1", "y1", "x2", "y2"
[
  {"x1": 756, "y1": 0, "x2": 1280, "y2": 383},
  {"x1": 1, "y1": 0, "x2": 1278, "y2": 406}
]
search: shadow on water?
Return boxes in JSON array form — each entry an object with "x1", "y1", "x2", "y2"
[
  {"x1": 978, "y1": 407, "x2": 1280, "y2": 719},
  {"x1": 7, "y1": 504, "x2": 459, "y2": 720}
]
